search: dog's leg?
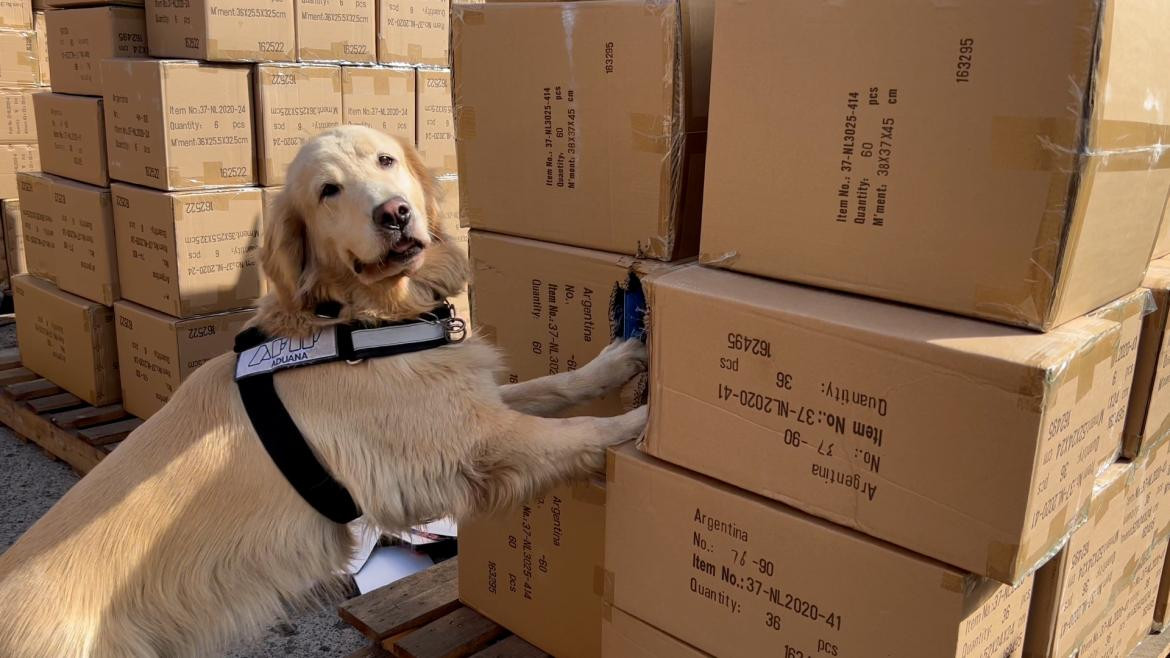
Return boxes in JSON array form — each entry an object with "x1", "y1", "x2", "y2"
[
  {"x1": 468, "y1": 405, "x2": 647, "y2": 514},
  {"x1": 498, "y1": 338, "x2": 646, "y2": 416}
]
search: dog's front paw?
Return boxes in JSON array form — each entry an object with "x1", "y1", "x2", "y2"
[{"x1": 584, "y1": 338, "x2": 647, "y2": 393}]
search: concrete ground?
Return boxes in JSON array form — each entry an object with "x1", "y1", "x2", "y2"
[{"x1": 0, "y1": 319, "x2": 369, "y2": 657}]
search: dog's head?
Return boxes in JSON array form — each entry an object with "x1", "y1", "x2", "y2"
[{"x1": 258, "y1": 125, "x2": 467, "y2": 335}]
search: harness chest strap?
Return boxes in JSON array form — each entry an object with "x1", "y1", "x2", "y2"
[{"x1": 233, "y1": 304, "x2": 463, "y2": 524}]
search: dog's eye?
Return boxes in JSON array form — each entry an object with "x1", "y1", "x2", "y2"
[
  {"x1": 319, "y1": 183, "x2": 341, "y2": 200},
  {"x1": 378, "y1": 154, "x2": 396, "y2": 168}
]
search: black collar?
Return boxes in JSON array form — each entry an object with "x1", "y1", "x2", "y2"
[{"x1": 233, "y1": 303, "x2": 464, "y2": 524}]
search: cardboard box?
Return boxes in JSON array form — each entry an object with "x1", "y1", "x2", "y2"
[
  {"x1": 1156, "y1": 544, "x2": 1170, "y2": 631},
  {"x1": 340, "y1": 65, "x2": 413, "y2": 141},
  {"x1": 698, "y1": 1, "x2": 1170, "y2": 330},
  {"x1": 643, "y1": 264, "x2": 1126, "y2": 584},
  {"x1": 0, "y1": 87, "x2": 40, "y2": 142},
  {"x1": 16, "y1": 172, "x2": 56, "y2": 284},
  {"x1": 111, "y1": 183, "x2": 264, "y2": 317},
  {"x1": 295, "y1": 0, "x2": 375, "y2": 63},
  {"x1": 102, "y1": 59, "x2": 255, "y2": 190},
  {"x1": 44, "y1": 7, "x2": 147, "y2": 96},
  {"x1": 459, "y1": 480, "x2": 607, "y2": 658},
  {"x1": 258, "y1": 185, "x2": 281, "y2": 294},
  {"x1": 3, "y1": 199, "x2": 26, "y2": 278},
  {"x1": 436, "y1": 177, "x2": 467, "y2": 322},
  {"x1": 1085, "y1": 289, "x2": 1151, "y2": 471},
  {"x1": 48, "y1": 0, "x2": 144, "y2": 6},
  {"x1": 602, "y1": 606, "x2": 709, "y2": 658},
  {"x1": 115, "y1": 301, "x2": 253, "y2": 418},
  {"x1": 0, "y1": 143, "x2": 39, "y2": 198},
  {"x1": 452, "y1": 0, "x2": 712, "y2": 260},
  {"x1": 33, "y1": 93, "x2": 109, "y2": 186},
  {"x1": 468, "y1": 231, "x2": 676, "y2": 417},
  {"x1": 33, "y1": 11, "x2": 49, "y2": 86},
  {"x1": 606, "y1": 445, "x2": 1036, "y2": 658},
  {"x1": 12, "y1": 274, "x2": 120, "y2": 405},
  {"x1": 1122, "y1": 435, "x2": 1170, "y2": 570},
  {"x1": 0, "y1": 30, "x2": 41, "y2": 86},
  {"x1": 416, "y1": 67, "x2": 454, "y2": 176},
  {"x1": 0, "y1": 0, "x2": 33, "y2": 30},
  {"x1": 53, "y1": 179, "x2": 120, "y2": 306},
  {"x1": 1127, "y1": 259, "x2": 1170, "y2": 458},
  {"x1": 254, "y1": 64, "x2": 343, "y2": 186},
  {"x1": 1077, "y1": 537, "x2": 1169, "y2": 658},
  {"x1": 376, "y1": 0, "x2": 447, "y2": 67},
  {"x1": 1154, "y1": 201, "x2": 1170, "y2": 260},
  {"x1": 145, "y1": 0, "x2": 295, "y2": 62},
  {"x1": 1023, "y1": 463, "x2": 1134, "y2": 658}
]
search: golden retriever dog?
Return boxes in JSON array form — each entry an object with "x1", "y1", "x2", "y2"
[{"x1": 0, "y1": 125, "x2": 647, "y2": 657}]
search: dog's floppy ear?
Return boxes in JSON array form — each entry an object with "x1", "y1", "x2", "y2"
[
  {"x1": 397, "y1": 136, "x2": 443, "y2": 236},
  {"x1": 262, "y1": 189, "x2": 310, "y2": 312}
]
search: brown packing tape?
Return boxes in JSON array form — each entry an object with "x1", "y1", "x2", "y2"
[
  {"x1": 991, "y1": 116, "x2": 1081, "y2": 172},
  {"x1": 986, "y1": 540, "x2": 1022, "y2": 585},
  {"x1": 602, "y1": 568, "x2": 615, "y2": 606},
  {"x1": 592, "y1": 565, "x2": 606, "y2": 598},
  {"x1": 459, "y1": 9, "x2": 485, "y2": 26},
  {"x1": 601, "y1": 602, "x2": 613, "y2": 623},
  {"x1": 629, "y1": 113, "x2": 671, "y2": 155},
  {"x1": 940, "y1": 571, "x2": 974, "y2": 594}
]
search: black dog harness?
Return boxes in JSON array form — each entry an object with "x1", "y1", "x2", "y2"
[{"x1": 233, "y1": 302, "x2": 465, "y2": 524}]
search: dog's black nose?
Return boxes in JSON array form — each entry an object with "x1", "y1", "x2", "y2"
[{"x1": 374, "y1": 197, "x2": 412, "y2": 230}]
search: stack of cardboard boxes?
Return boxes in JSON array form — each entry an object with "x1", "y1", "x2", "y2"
[
  {"x1": 453, "y1": 1, "x2": 1170, "y2": 656},
  {"x1": 0, "y1": 0, "x2": 50, "y2": 298},
  {"x1": 12, "y1": 0, "x2": 467, "y2": 420}
]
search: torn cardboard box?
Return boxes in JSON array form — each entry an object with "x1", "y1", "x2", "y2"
[
  {"x1": 603, "y1": 606, "x2": 709, "y2": 658},
  {"x1": 33, "y1": 93, "x2": 109, "y2": 186},
  {"x1": 0, "y1": 29, "x2": 41, "y2": 86},
  {"x1": 376, "y1": 0, "x2": 447, "y2": 67},
  {"x1": 452, "y1": 0, "x2": 712, "y2": 260},
  {"x1": 115, "y1": 301, "x2": 253, "y2": 419},
  {"x1": 606, "y1": 445, "x2": 1035, "y2": 658},
  {"x1": 0, "y1": 87, "x2": 43, "y2": 142},
  {"x1": 45, "y1": 6, "x2": 147, "y2": 96},
  {"x1": 53, "y1": 178, "x2": 120, "y2": 306},
  {"x1": 111, "y1": 183, "x2": 264, "y2": 317},
  {"x1": 1126, "y1": 258, "x2": 1170, "y2": 458},
  {"x1": 644, "y1": 264, "x2": 1127, "y2": 584},
  {"x1": 102, "y1": 59, "x2": 255, "y2": 190},
  {"x1": 0, "y1": 143, "x2": 38, "y2": 199},
  {"x1": 295, "y1": 0, "x2": 375, "y2": 63},
  {"x1": 145, "y1": 0, "x2": 295, "y2": 62},
  {"x1": 699, "y1": 0, "x2": 1170, "y2": 329},
  {"x1": 459, "y1": 480, "x2": 606, "y2": 658},
  {"x1": 2, "y1": 199, "x2": 26, "y2": 279},
  {"x1": 254, "y1": 63, "x2": 342, "y2": 186},
  {"x1": 13, "y1": 274, "x2": 120, "y2": 405},
  {"x1": 340, "y1": 65, "x2": 414, "y2": 141},
  {"x1": 469, "y1": 231, "x2": 676, "y2": 417},
  {"x1": 16, "y1": 171, "x2": 56, "y2": 284}
]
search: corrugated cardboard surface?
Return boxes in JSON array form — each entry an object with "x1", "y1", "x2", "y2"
[
  {"x1": 1156, "y1": 543, "x2": 1170, "y2": 631},
  {"x1": 16, "y1": 171, "x2": 56, "y2": 284},
  {"x1": 1078, "y1": 536, "x2": 1169, "y2": 658},
  {"x1": 416, "y1": 68, "x2": 453, "y2": 176},
  {"x1": 436, "y1": 177, "x2": 467, "y2": 322},
  {"x1": 1024, "y1": 463, "x2": 1133, "y2": 658},
  {"x1": 602, "y1": 606, "x2": 709, "y2": 658},
  {"x1": 1127, "y1": 259, "x2": 1170, "y2": 458},
  {"x1": 115, "y1": 301, "x2": 253, "y2": 419},
  {"x1": 341, "y1": 65, "x2": 414, "y2": 141},
  {"x1": 376, "y1": 0, "x2": 447, "y2": 67},
  {"x1": 606, "y1": 445, "x2": 1034, "y2": 658},
  {"x1": 1122, "y1": 435, "x2": 1170, "y2": 570},
  {"x1": 453, "y1": 0, "x2": 711, "y2": 260},
  {"x1": 146, "y1": 0, "x2": 295, "y2": 62},
  {"x1": 33, "y1": 11, "x2": 47, "y2": 86},
  {"x1": 12, "y1": 274, "x2": 120, "y2": 405},
  {"x1": 102, "y1": 59, "x2": 255, "y2": 190},
  {"x1": 0, "y1": 142, "x2": 38, "y2": 198},
  {"x1": 1085, "y1": 289, "x2": 1151, "y2": 472},
  {"x1": 697, "y1": 0, "x2": 1170, "y2": 330},
  {"x1": 469, "y1": 231, "x2": 675, "y2": 417},
  {"x1": 0, "y1": 29, "x2": 41, "y2": 86},
  {"x1": 2, "y1": 199, "x2": 26, "y2": 279},
  {"x1": 49, "y1": 0, "x2": 144, "y2": 6},
  {"x1": 0, "y1": 87, "x2": 42, "y2": 142},
  {"x1": 0, "y1": 0, "x2": 33, "y2": 30},
  {"x1": 33, "y1": 93, "x2": 109, "y2": 186},
  {"x1": 254, "y1": 63, "x2": 342, "y2": 186},
  {"x1": 45, "y1": 6, "x2": 147, "y2": 96},
  {"x1": 111, "y1": 183, "x2": 264, "y2": 317},
  {"x1": 1154, "y1": 199, "x2": 1170, "y2": 260},
  {"x1": 644, "y1": 264, "x2": 1125, "y2": 583},
  {"x1": 459, "y1": 480, "x2": 606, "y2": 658},
  {"x1": 294, "y1": 0, "x2": 375, "y2": 63},
  {"x1": 53, "y1": 178, "x2": 120, "y2": 306}
]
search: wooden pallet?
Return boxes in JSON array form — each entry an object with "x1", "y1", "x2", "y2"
[
  {"x1": 0, "y1": 349, "x2": 142, "y2": 474},
  {"x1": 339, "y1": 558, "x2": 549, "y2": 658}
]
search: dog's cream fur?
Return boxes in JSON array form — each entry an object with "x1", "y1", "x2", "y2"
[{"x1": 0, "y1": 126, "x2": 647, "y2": 657}]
